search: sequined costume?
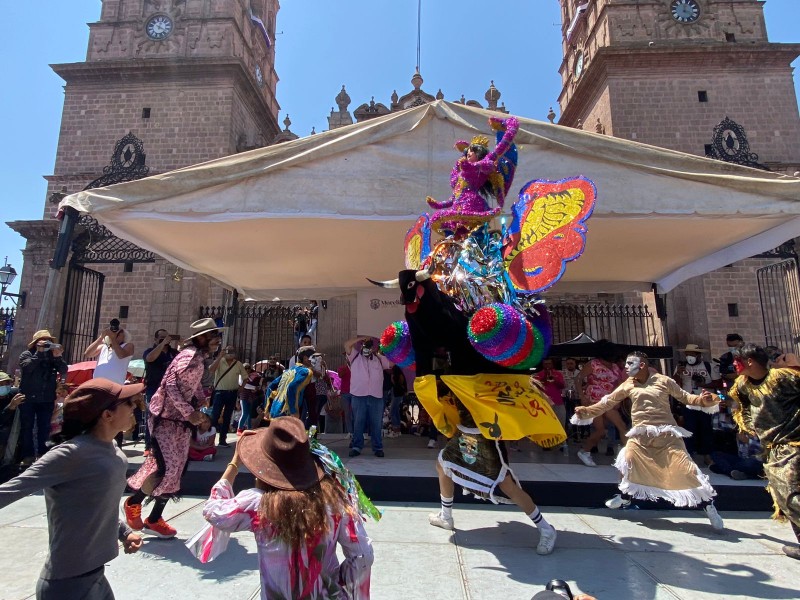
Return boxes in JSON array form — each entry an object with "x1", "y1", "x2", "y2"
[
  {"x1": 266, "y1": 365, "x2": 313, "y2": 418},
  {"x1": 572, "y1": 373, "x2": 717, "y2": 506},
  {"x1": 729, "y1": 367, "x2": 800, "y2": 526},
  {"x1": 427, "y1": 116, "x2": 519, "y2": 235}
]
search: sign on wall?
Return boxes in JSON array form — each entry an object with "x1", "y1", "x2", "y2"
[{"x1": 356, "y1": 289, "x2": 405, "y2": 338}]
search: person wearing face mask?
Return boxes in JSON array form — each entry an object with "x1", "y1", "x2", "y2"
[
  {"x1": 344, "y1": 336, "x2": 393, "y2": 458},
  {"x1": 573, "y1": 351, "x2": 725, "y2": 531},
  {"x1": 673, "y1": 344, "x2": 720, "y2": 465},
  {"x1": 0, "y1": 371, "x2": 25, "y2": 475}
]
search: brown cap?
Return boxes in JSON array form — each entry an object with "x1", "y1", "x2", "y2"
[
  {"x1": 238, "y1": 417, "x2": 323, "y2": 491},
  {"x1": 63, "y1": 378, "x2": 144, "y2": 426}
]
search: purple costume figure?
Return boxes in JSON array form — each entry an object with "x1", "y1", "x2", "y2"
[{"x1": 427, "y1": 116, "x2": 519, "y2": 237}]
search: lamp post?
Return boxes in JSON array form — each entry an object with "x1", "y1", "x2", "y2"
[{"x1": 0, "y1": 259, "x2": 26, "y2": 309}]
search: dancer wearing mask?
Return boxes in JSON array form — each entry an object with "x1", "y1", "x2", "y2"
[{"x1": 573, "y1": 351, "x2": 725, "y2": 530}]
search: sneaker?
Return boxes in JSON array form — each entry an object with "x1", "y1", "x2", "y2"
[
  {"x1": 605, "y1": 494, "x2": 631, "y2": 509},
  {"x1": 536, "y1": 526, "x2": 557, "y2": 555},
  {"x1": 123, "y1": 498, "x2": 144, "y2": 531},
  {"x1": 428, "y1": 512, "x2": 454, "y2": 531},
  {"x1": 374, "y1": 450, "x2": 385, "y2": 457},
  {"x1": 202, "y1": 454, "x2": 215, "y2": 462},
  {"x1": 704, "y1": 505, "x2": 724, "y2": 531},
  {"x1": 348, "y1": 449, "x2": 361, "y2": 457},
  {"x1": 236, "y1": 429, "x2": 244, "y2": 435},
  {"x1": 143, "y1": 518, "x2": 177, "y2": 539},
  {"x1": 143, "y1": 449, "x2": 151, "y2": 458},
  {"x1": 730, "y1": 469, "x2": 749, "y2": 480},
  {"x1": 218, "y1": 441, "x2": 230, "y2": 448},
  {"x1": 782, "y1": 544, "x2": 800, "y2": 560},
  {"x1": 427, "y1": 439, "x2": 437, "y2": 449},
  {"x1": 577, "y1": 450, "x2": 597, "y2": 467}
]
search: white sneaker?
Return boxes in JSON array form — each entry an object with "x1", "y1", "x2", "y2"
[
  {"x1": 605, "y1": 494, "x2": 631, "y2": 509},
  {"x1": 577, "y1": 450, "x2": 597, "y2": 467},
  {"x1": 536, "y1": 526, "x2": 557, "y2": 555},
  {"x1": 705, "y1": 505, "x2": 724, "y2": 531},
  {"x1": 427, "y1": 439, "x2": 437, "y2": 449},
  {"x1": 202, "y1": 454, "x2": 215, "y2": 462},
  {"x1": 428, "y1": 512, "x2": 454, "y2": 530}
]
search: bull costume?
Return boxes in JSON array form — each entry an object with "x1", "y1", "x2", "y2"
[
  {"x1": 572, "y1": 352, "x2": 725, "y2": 531},
  {"x1": 124, "y1": 318, "x2": 223, "y2": 539},
  {"x1": 373, "y1": 114, "x2": 599, "y2": 555},
  {"x1": 728, "y1": 344, "x2": 800, "y2": 560}
]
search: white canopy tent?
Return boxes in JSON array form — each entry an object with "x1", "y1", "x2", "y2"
[{"x1": 59, "y1": 101, "x2": 800, "y2": 298}]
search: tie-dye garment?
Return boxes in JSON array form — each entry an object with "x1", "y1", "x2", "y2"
[{"x1": 201, "y1": 479, "x2": 373, "y2": 599}]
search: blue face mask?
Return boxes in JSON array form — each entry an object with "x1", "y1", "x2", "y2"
[{"x1": 0, "y1": 386, "x2": 11, "y2": 396}]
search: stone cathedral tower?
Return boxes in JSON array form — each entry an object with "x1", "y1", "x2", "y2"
[
  {"x1": 555, "y1": 0, "x2": 800, "y2": 355},
  {"x1": 7, "y1": 0, "x2": 282, "y2": 366}
]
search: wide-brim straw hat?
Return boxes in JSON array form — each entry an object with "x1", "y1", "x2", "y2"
[
  {"x1": 238, "y1": 417, "x2": 324, "y2": 491},
  {"x1": 185, "y1": 317, "x2": 225, "y2": 341},
  {"x1": 679, "y1": 343, "x2": 708, "y2": 353},
  {"x1": 28, "y1": 329, "x2": 56, "y2": 350}
]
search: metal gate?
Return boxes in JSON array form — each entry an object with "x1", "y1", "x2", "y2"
[
  {"x1": 60, "y1": 264, "x2": 105, "y2": 364},
  {"x1": 757, "y1": 258, "x2": 800, "y2": 354},
  {"x1": 549, "y1": 302, "x2": 664, "y2": 346}
]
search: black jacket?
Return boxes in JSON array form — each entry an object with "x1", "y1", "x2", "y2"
[{"x1": 18, "y1": 350, "x2": 68, "y2": 404}]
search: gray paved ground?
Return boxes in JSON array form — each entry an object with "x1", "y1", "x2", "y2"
[{"x1": 1, "y1": 494, "x2": 799, "y2": 599}]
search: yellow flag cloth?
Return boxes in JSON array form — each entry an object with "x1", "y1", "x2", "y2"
[{"x1": 414, "y1": 374, "x2": 567, "y2": 448}]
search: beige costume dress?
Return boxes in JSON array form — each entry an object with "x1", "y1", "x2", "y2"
[{"x1": 572, "y1": 372, "x2": 716, "y2": 506}]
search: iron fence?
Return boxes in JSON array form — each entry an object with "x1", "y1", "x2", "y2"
[
  {"x1": 549, "y1": 302, "x2": 663, "y2": 347},
  {"x1": 60, "y1": 264, "x2": 105, "y2": 364},
  {"x1": 757, "y1": 258, "x2": 800, "y2": 354},
  {"x1": 198, "y1": 303, "x2": 307, "y2": 366}
]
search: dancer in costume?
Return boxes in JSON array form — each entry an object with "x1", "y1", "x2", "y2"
[
  {"x1": 260, "y1": 345, "x2": 315, "y2": 420},
  {"x1": 427, "y1": 116, "x2": 518, "y2": 236},
  {"x1": 728, "y1": 344, "x2": 800, "y2": 559},
  {"x1": 573, "y1": 351, "x2": 725, "y2": 530},
  {"x1": 190, "y1": 419, "x2": 375, "y2": 598},
  {"x1": 124, "y1": 318, "x2": 223, "y2": 539}
]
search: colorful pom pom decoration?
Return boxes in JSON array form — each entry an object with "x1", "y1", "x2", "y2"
[
  {"x1": 380, "y1": 321, "x2": 415, "y2": 368},
  {"x1": 467, "y1": 303, "x2": 551, "y2": 369}
]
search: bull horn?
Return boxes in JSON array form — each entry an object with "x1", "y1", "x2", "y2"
[
  {"x1": 367, "y1": 277, "x2": 399, "y2": 288},
  {"x1": 415, "y1": 270, "x2": 431, "y2": 282}
]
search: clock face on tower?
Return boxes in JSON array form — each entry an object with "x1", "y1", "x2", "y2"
[
  {"x1": 145, "y1": 14, "x2": 174, "y2": 40},
  {"x1": 670, "y1": 0, "x2": 701, "y2": 23},
  {"x1": 574, "y1": 51, "x2": 585, "y2": 79}
]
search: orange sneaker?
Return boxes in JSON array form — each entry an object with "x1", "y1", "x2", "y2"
[
  {"x1": 143, "y1": 518, "x2": 177, "y2": 539},
  {"x1": 123, "y1": 498, "x2": 143, "y2": 531}
]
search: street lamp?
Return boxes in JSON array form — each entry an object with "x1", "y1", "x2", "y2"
[{"x1": 0, "y1": 260, "x2": 26, "y2": 309}]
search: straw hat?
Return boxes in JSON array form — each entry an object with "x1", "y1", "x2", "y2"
[
  {"x1": 678, "y1": 343, "x2": 707, "y2": 354},
  {"x1": 0, "y1": 371, "x2": 11, "y2": 383},
  {"x1": 185, "y1": 318, "x2": 225, "y2": 341},
  {"x1": 63, "y1": 378, "x2": 145, "y2": 426},
  {"x1": 237, "y1": 417, "x2": 323, "y2": 491},
  {"x1": 28, "y1": 329, "x2": 56, "y2": 350}
]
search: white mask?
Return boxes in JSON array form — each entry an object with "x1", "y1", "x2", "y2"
[
  {"x1": 625, "y1": 356, "x2": 642, "y2": 377},
  {"x1": 686, "y1": 355, "x2": 698, "y2": 365}
]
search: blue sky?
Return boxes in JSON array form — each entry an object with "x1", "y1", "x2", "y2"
[{"x1": 0, "y1": 1, "x2": 798, "y2": 304}]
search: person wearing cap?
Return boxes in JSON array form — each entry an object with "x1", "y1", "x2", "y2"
[
  {"x1": 199, "y1": 418, "x2": 373, "y2": 598},
  {"x1": 0, "y1": 371, "x2": 25, "y2": 470},
  {"x1": 0, "y1": 378, "x2": 143, "y2": 599},
  {"x1": 18, "y1": 330, "x2": 69, "y2": 467},
  {"x1": 124, "y1": 318, "x2": 223, "y2": 539},
  {"x1": 673, "y1": 343, "x2": 720, "y2": 465}
]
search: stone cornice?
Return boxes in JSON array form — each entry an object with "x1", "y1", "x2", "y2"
[{"x1": 6, "y1": 220, "x2": 60, "y2": 241}]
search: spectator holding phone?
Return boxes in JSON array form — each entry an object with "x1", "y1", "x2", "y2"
[
  {"x1": 18, "y1": 330, "x2": 68, "y2": 467},
  {"x1": 84, "y1": 319, "x2": 135, "y2": 385}
]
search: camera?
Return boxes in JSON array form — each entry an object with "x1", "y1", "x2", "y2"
[
  {"x1": 109, "y1": 319, "x2": 120, "y2": 332},
  {"x1": 41, "y1": 342, "x2": 62, "y2": 351}
]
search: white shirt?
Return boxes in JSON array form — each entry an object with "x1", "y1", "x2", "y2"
[{"x1": 93, "y1": 342, "x2": 132, "y2": 384}]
